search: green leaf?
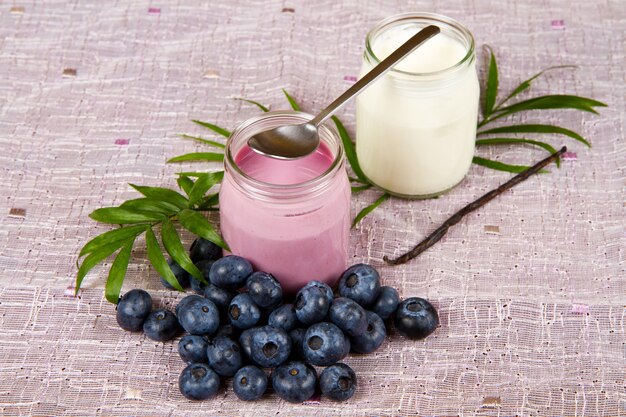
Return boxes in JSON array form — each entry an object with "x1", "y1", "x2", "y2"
[
  {"x1": 483, "y1": 46, "x2": 499, "y2": 118},
  {"x1": 179, "y1": 134, "x2": 225, "y2": 149},
  {"x1": 178, "y1": 209, "x2": 229, "y2": 251},
  {"x1": 76, "y1": 238, "x2": 130, "y2": 294},
  {"x1": 120, "y1": 198, "x2": 180, "y2": 216},
  {"x1": 129, "y1": 184, "x2": 188, "y2": 209},
  {"x1": 477, "y1": 124, "x2": 590, "y2": 147},
  {"x1": 331, "y1": 116, "x2": 368, "y2": 183},
  {"x1": 167, "y1": 152, "x2": 225, "y2": 163},
  {"x1": 89, "y1": 207, "x2": 164, "y2": 224},
  {"x1": 189, "y1": 171, "x2": 224, "y2": 205},
  {"x1": 198, "y1": 193, "x2": 220, "y2": 210},
  {"x1": 481, "y1": 95, "x2": 607, "y2": 126},
  {"x1": 235, "y1": 98, "x2": 270, "y2": 112},
  {"x1": 145, "y1": 227, "x2": 184, "y2": 291},
  {"x1": 351, "y1": 184, "x2": 372, "y2": 193},
  {"x1": 349, "y1": 176, "x2": 368, "y2": 184},
  {"x1": 352, "y1": 193, "x2": 390, "y2": 228},
  {"x1": 192, "y1": 119, "x2": 231, "y2": 138},
  {"x1": 497, "y1": 65, "x2": 578, "y2": 108},
  {"x1": 177, "y1": 175, "x2": 194, "y2": 196},
  {"x1": 176, "y1": 172, "x2": 206, "y2": 177},
  {"x1": 472, "y1": 156, "x2": 548, "y2": 173},
  {"x1": 105, "y1": 240, "x2": 134, "y2": 304},
  {"x1": 161, "y1": 218, "x2": 204, "y2": 281},
  {"x1": 79, "y1": 225, "x2": 147, "y2": 257},
  {"x1": 282, "y1": 89, "x2": 300, "y2": 111},
  {"x1": 475, "y1": 138, "x2": 560, "y2": 167}
]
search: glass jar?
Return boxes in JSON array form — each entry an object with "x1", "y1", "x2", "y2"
[
  {"x1": 356, "y1": 12, "x2": 479, "y2": 198},
  {"x1": 220, "y1": 111, "x2": 351, "y2": 294}
]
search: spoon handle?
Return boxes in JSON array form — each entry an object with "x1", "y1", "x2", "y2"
[{"x1": 310, "y1": 24, "x2": 440, "y2": 127}]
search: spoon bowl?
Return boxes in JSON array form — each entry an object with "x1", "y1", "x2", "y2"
[{"x1": 247, "y1": 25, "x2": 440, "y2": 159}]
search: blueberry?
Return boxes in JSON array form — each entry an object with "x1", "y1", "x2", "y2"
[
  {"x1": 175, "y1": 294, "x2": 204, "y2": 317},
  {"x1": 341, "y1": 334, "x2": 351, "y2": 359},
  {"x1": 214, "y1": 324, "x2": 241, "y2": 340},
  {"x1": 295, "y1": 285, "x2": 330, "y2": 325},
  {"x1": 190, "y1": 260, "x2": 213, "y2": 294},
  {"x1": 338, "y1": 264, "x2": 381, "y2": 308},
  {"x1": 245, "y1": 272, "x2": 283, "y2": 309},
  {"x1": 394, "y1": 297, "x2": 439, "y2": 340},
  {"x1": 209, "y1": 255, "x2": 253, "y2": 289},
  {"x1": 189, "y1": 237, "x2": 222, "y2": 263},
  {"x1": 249, "y1": 325, "x2": 291, "y2": 368},
  {"x1": 328, "y1": 297, "x2": 367, "y2": 337},
  {"x1": 177, "y1": 297, "x2": 220, "y2": 336},
  {"x1": 178, "y1": 335, "x2": 209, "y2": 364},
  {"x1": 160, "y1": 258, "x2": 190, "y2": 289},
  {"x1": 268, "y1": 304, "x2": 299, "y2": 332},
  {"x1": 272, "y1": 361, "x2": 317, "y2": 403},
  {"x1": 233, "y1": 365, "x2": 268, "y2": 401},
  {"x1": 116, "y1": 289, "x2": 152, "y2": 331},
  {"x1": 350, "y1": 311, "x2": 386, "y2": 353},
  {"x1": 302, "y1": 280, "x2": 334, "y2": 306},
  {"x1": 371, "y1": 286, "x2": 400, "y2": 320},
  {"x1": 320, "y1": 363, "x2": 357, "y2": 401},
  {"x1": 302, "y1": 322, "x2": 346, "y2": 366},
  {"x1": 288, "y1": 328, "x2": 306, "y2": 360},
  {"x1": 239, "y1": 328, "x2": 255, "y2": 360},
  {"x1": 206, "y1": 336, "x2": 242, "y2": 377},
  {"x1": 143, "y1": 308, "x2": 180, "y2": 342},
  {"x1": 228, "y1": 294, "x2": 261, "y2": 330},
  {"x1": 178, "y1": 363, "x2": 220, "y2": 401},
  {"x1": 203, "y1": 283, "x2": 236, "y2": 317}
]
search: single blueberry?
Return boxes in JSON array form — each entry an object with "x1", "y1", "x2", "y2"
[
  {"x1": 175, "y1": 294, "x2": 204, "y2": 318},
  {"x1": 288, "y1": 328, "x2": 306, "y2": 360},
  {"x1": 394, "y1": 297, "x2": 439, "y2": 340},
  {"x1": 206, "y1": 336, "x2": 242, "y2": 377},
  {"x1": 320, "y1": 363, "x2": 357, "y2": 401},
  {"x1": 228, "y1": 294, "x2": 261, "y2": 330},
  {"x1": 350, "y1": 311, "x2": 386, "y2": 354},
  {"x1": 178, "y1": 363, "x2": 220, "y2": 401},
  {"x1": 177, "y1": 297, "x2": 220, "y2": 336},
  {"x1": 189, "y1": 260, "x2": 213, "y2": 295},
  {"x1": 245, "y1": 272, "x2": 283, "y2": 309},
  {"x1": 268, "y1": 304, "x2": 299, "y2": 332},
  {"x1": 203, "y1": 283, "x2": 236, "y2": 318},
  {"x1": 294, "y1": 285, "x2": 330, "y2": 326},
  {"x1": 302, "y1": 322, "x2": 346, "y2": 366},
  {"x1": 302, "y1": 280, "x2": 334, "y2": 306},
  {"x1": 338, "y1": 264, "x2": 381, "y2": 308},
  {"x1": 209, "y1": 255, "x2": 253, "y2": 289},
  {"x1": 214, "y1": 324, "x2": 241, "y2": 340},
  {"x1": 116, "y1": 289, "x2": 152, "y2": 331},
  {"x1": 233, "y1": 365, "x2": 268, "y2": 401},
  {"x1": 239, "y1": 327, "x2": 255, "y2": 360},
  {"x1": 143, "y1": 308, "x2": 180, "y2": 342},
  {"x1": 328, "y1": 297, "x2": 368, "y2": 337},
  {"x1": 189, "y1": 237, "x2": 223, "y2": 263},
  {"x1": 272, "y1": 361, "x2": 317, "y2": 403},
  {"x1": 178, "y1": 335, "x2": 209, "y2": 364},
  {"x1": 160, "y1": 258, "x2": 190, "y2": 289},
  {"x1": 249, "y1": 325, "x2": 291, "y2": 368},
  {"x1": 371, "y1": 286, "x2": 400, "y2": 320}
]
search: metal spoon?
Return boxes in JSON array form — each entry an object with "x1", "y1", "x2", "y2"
[{"x1": 247, "y1": 24, "x2": 440, "y2": 160}]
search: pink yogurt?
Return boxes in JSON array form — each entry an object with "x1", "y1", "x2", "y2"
[{"x1": 219, "y1": 112, "x2": 351, "y2": 294}]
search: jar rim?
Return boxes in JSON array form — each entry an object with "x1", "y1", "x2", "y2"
[
  {"x1": 224, "y1": 111, "x2": 345, "y2": 197},
  {"x1": 365, "y1": 12, "x2": 475, "y2": 78}
]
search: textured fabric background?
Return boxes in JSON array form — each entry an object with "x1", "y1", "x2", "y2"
[{"x1": 0, "y1": 1, "x2": 624, "y2": 416}]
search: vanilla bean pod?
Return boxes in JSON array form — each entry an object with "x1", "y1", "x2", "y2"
[{"x1": 384, "y1": 146, "x2": 567, "y2": 265}]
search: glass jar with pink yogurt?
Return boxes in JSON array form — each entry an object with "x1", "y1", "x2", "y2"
[{"x1": 219, "y1": 111, "x2": 351, "y2": 294}]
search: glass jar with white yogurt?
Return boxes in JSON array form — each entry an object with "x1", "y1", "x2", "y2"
[{"x1": 356, "y1": 13, "x2": 479, "y2": 198}]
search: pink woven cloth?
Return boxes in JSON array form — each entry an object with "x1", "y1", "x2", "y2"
[{"x1": 0, "y1": 1, "x2": 624, "y2": 415}]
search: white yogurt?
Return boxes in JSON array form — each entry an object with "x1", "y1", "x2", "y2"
[{"x1": 356, "y1": 14, "x2": 479, "y2": 198}]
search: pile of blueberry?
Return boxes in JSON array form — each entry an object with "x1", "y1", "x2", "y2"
[{"x1": 115, "y1": 238, "x2": 439, "y2": 403}]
